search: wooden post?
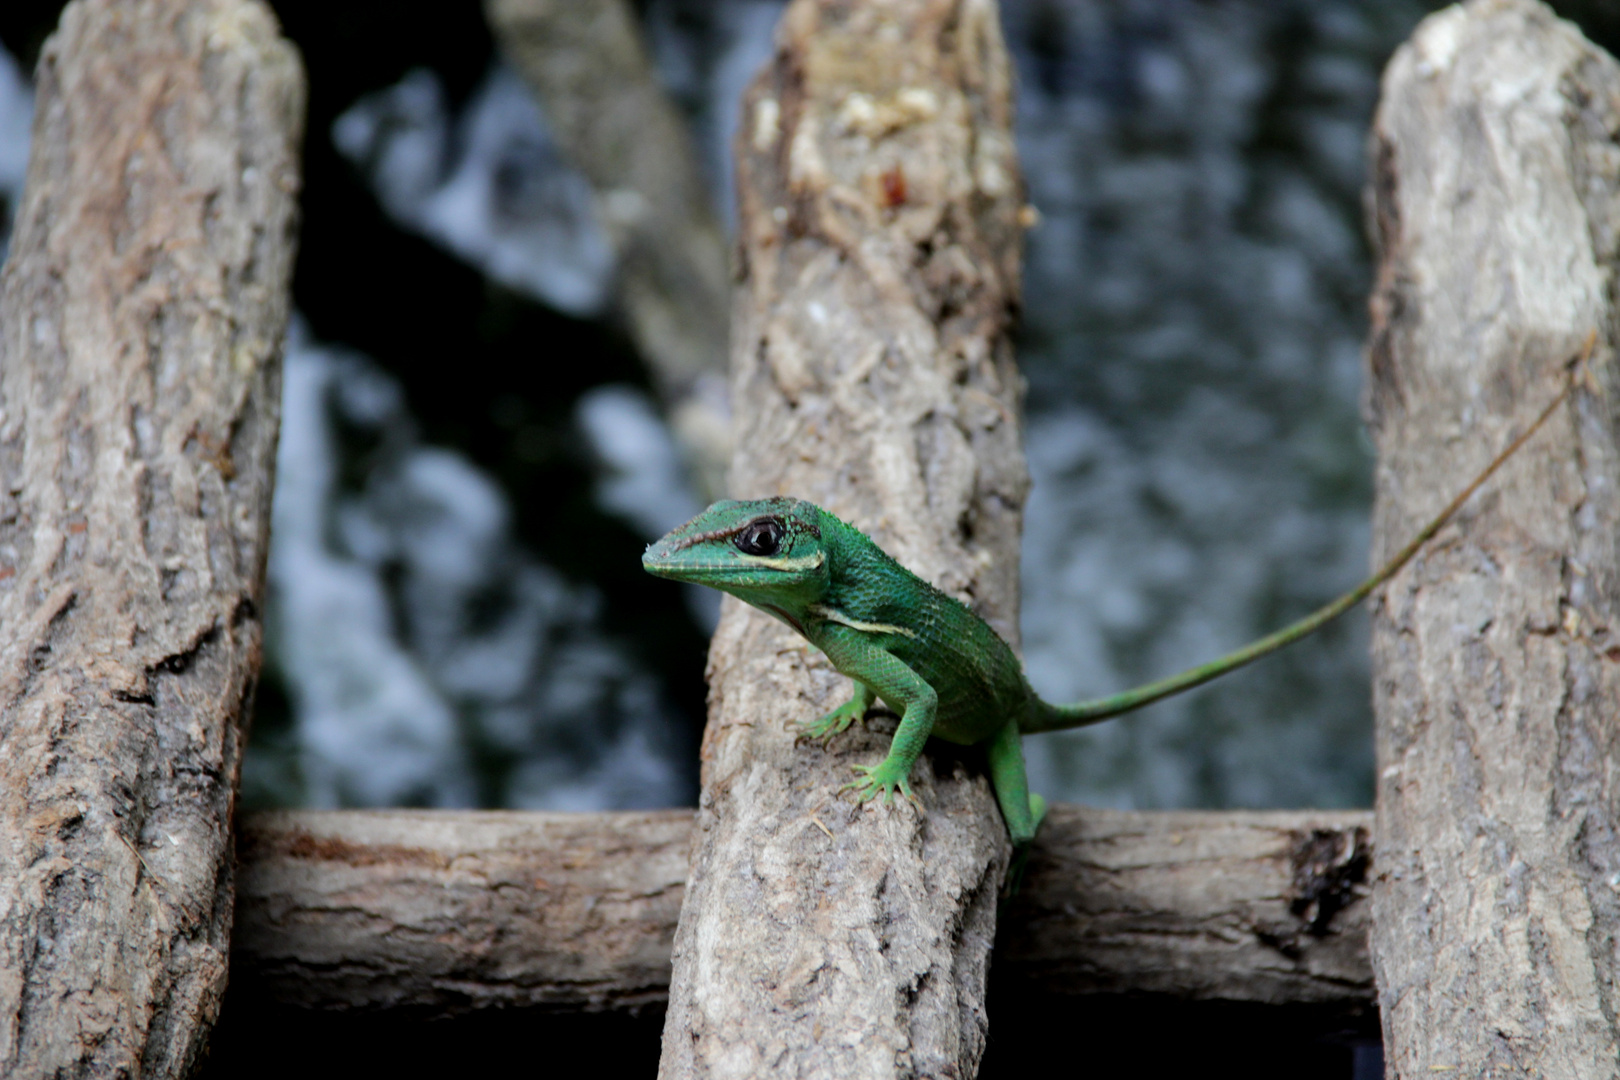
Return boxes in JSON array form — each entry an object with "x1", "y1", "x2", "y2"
[
  {"x1": 0, "y1": 1, "x2": 302, "y2": 1075},
  {"x1": 1367, "y1": 1, "x2": 1620, "y2": 1074},
  {"x1": 657, "y1": 1, "x2": 1028, "y2": 1076}
]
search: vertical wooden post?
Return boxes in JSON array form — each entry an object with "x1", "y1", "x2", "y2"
[
  {"x1": 0, "y1": 1, "x2": 302, "y2": 1075},
  {"x1": 1367, "y1": 1, "x2": 1620, "y2": 1074},
  {"x1": 657, "y1": 1, "x2": 1027, "y2": 1076}
]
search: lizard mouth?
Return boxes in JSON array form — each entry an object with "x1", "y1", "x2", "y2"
[
  {"x1": 641, "y1": 548, "x2": 826, "y2": 581},
  {"x1": 641, "y1": 554, "x2": 723, "y2": 581}
]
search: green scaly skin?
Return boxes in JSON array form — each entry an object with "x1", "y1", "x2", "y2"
[{"x1": 642, "y1": 371, "x2": 1574, "y2": 885}]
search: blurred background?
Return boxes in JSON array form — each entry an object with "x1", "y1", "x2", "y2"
[{"x1": 3, "y1": 0, "x2": 1618, "y2": 824}]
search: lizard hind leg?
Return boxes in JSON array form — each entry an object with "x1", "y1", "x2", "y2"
[
  {"x1": 799, "y1": 680, "x2": 877, "y2": 743},
  {"x1": 987, "y1": 721, "x2": 1045, "y2": 896}
]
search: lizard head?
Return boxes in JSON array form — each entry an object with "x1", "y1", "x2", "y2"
[{"x1": 642, "y1": 497, "x2": 831, "y2": 614}]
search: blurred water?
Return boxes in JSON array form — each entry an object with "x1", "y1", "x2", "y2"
[
  {"x1": 1004, "y1": 0, "x2": 1431, "y2": 808},
  {"x1": 576, "y1": 385, "x2": 704, "y2": 542},
  {"x1": 250, "y1": 326, "x2": 687, "y2": 810},
  {"x1": 0, "y1": 43, "x2": 32, "y2": 260},
  {"x1": 332, "y1": 64, "x2": 615, "y2": 317},
  {"x1": 576, "y1": 384, "x2": 721, "y2": 631}
]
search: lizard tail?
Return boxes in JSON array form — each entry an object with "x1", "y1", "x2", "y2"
[{"x1": 1024, "y1": 336, "x2": 1590, "y2": 735}]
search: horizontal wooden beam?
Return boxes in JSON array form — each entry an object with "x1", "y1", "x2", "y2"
[
  {"x1": 233, "y1": 810, "x2": 690, "y2": 1013},
  {"x1": 997, "y1": 805, "x2": 1372, "y2": 1004},
  {"x1": 230, "y1": 806, "x2": 1373, "y2": 1015}
]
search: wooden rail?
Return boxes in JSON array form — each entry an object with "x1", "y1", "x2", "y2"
[{"x1": 230, "y1": 806, "x2": 1374, "y2": 1015}]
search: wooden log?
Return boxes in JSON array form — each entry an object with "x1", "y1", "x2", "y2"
[
  {"x1": 228, "y1": 808, "x2": 1375, "y2": 1014},
  {"x1": 998, "y1": 806, "x2": 1373, "y2": 1005},
  {"x1": 1366, "y1": 1, "x2": 1620, "y2": 1074},
  {"x1": 233, "y1": 810, "x2": 692, "y2": 1014},
  {"x1": 658, "y1": 1, "x2": 1028, "y2": 1076},
  {"x1": 0, "y1": 1, "x2": 303, "y2": 1076}
]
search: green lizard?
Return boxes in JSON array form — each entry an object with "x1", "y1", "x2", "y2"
[{"x1": 642, "y1": 371, "x2": 1576, "y2": 873}]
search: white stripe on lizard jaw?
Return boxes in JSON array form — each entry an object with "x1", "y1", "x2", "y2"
[{"x1": 751, "y1": 551, "x2": 826, "y2": 573}]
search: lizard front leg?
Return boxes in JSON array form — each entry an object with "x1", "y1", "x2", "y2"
[
  {"x1": 799, "y1": 680, "x2": 876, "y2": 743},
  {"x1": 815, "y1": 625, "x2": 936, "y2": 805}
]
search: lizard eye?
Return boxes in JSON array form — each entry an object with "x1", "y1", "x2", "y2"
[{"x1": 734, "y1": 518, "x2": 785, "y2": 557}]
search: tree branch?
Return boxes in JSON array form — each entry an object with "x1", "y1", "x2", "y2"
[{"x1": 0, "y1": 1, "x2": 302, "y2": 1075}]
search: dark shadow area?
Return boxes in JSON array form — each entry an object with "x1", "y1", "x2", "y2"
[
  {"x1": 0, "y1": 0, "x2": 65, "y2": 68},
  {"x1": 199, "y1": 998, "x2": 667, "y2": 1080},
  {"x1": 978, "y1": 990, "x2": 1382, "y2": 1080},
  {"x1": 198, "y1": 987, "x2": 1380, "y2": 1080}
]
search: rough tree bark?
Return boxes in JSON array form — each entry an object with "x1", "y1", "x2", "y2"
[
  {"x1": 999, "y1": 806, "x2": 1373, "y2": 1006},
  {"x1": 227, "y1": 807, "x2": 1374, "y2": 1015},
  {"x1": 1367, "y1": 1, "x2": 1620, "y2": 1075},
  {"x1": 234, "y1": 809, "x2": 693, "y2": 1014},
  {"x1": 485, "y1": 0, "x2": 733, "y2": 497},
  {"x1": 658, "y1": 1, "x2": 1027, "y2": 1076},
  {"x1": 0, "y1": 1, "x2": 302, "y2": 1076}
]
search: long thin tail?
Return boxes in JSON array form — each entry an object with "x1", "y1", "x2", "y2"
[{"x1": 1025, "y1": 341, "x2": 1589, "y2": 734}]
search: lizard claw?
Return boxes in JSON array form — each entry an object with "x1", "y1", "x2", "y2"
[
  {"x1": 840, "y1": 761, "x2": 916, "y2": 806},
  {"x1": 798, "y1": 699, "x2": 866, "y2": 744}
]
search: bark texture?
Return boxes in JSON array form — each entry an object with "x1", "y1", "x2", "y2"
[
  {"x1": 660, "y1": 2, "x2": 1028, "y2": 1076},
  {"x1": 1367, "y1": 2, "x2": 1620, "y2": 1075},
  {"x1": 233, "y1": 810, "x2": 690, "y2": 1013},
  {"x1": 0, "y1": 1, "x2": 302, "y2": 1075},
  {"x1": 485, "y1": 0, "x2": 733, "y2": 497},
  {"x1": 998, "y1": 806, "x2": 1372, "y2": 1005},
  {"x1": 229, "y1": 808, "x2": 1374, "y2": 1015}
]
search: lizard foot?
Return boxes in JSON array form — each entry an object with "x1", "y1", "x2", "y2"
[
  {"x1": 1001, "y1": 795, "x2": 1048, "y2": 903},
  {"x1": 840, "y1": 760, "x2": 916, "y2": 806},
  {"x1": 798, "y1": 699, "x2": 867, "y2": 744}
]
